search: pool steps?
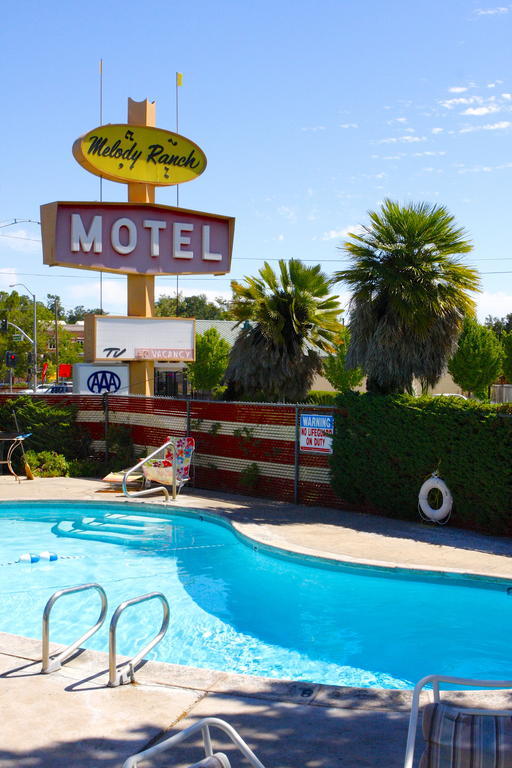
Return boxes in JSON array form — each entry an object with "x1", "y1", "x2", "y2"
[{"x1": 42, "y1": 582, "x2": 170, "y2": 687}]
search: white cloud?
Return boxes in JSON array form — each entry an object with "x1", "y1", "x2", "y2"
[
  {"x1": 321, "y1": 227, "x2": 355, "y2": 241},
  {"x1": 0, "y1": 268, "x2": 18, "y2": 291},
  {"x1": 462, "y1": 105, "x2": 500, "y2": 116},
  {"x1": 377, "y1": 135, "x2": 426, "y2": 144},
  {"x1": 301, "y1": 125, "x2": 326, "y2": 132},
  {"x1": 0, "y1": 229, "x2": 41, "y2": 254},
  {"x1": 448, "y1": 86, "x2": 468, "y2": 93},
  {"x1": 413, "y1": 150, "x2": 447, "y2": 157},
  {"x1": 339, "y1": 123, "x2": 358, "y2": 129},
  {"x1": 459, "y1": 120, "x2": 512, "y2": 133},
  {"x1": 474, "y1": 6, "x2": 509, "y2": 14},
  {"x1": 432, "y1": 127, "x2": 444, "y2": 134},
  {"x1": 476, "y1": 291, "x2": 512, "y2": 322},
  {"x1": 456, "y1": 161, "x2": 512, "y2": 173},
  {"x1": 276, "y1": 234, "x2": 285, "y2": 241},
  {"x1": 277, "y1": 205, "x2": 297, "y2": 222},
  {"x1": 440, "y1": 96, "x2": 483, "y2": 108},
  {"x1": 502, "y1": 93, "x2": 512, "y2": 100}
]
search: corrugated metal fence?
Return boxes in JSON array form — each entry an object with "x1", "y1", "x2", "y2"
[{"x1": 2, "y1": 393, "x2": 346, "y2": 508}]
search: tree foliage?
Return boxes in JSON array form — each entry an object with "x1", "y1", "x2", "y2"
[
  {"x1": 484, "y1": 313, "x2": 512, "y2": 339},
  {"x1": 500, "y1": 332, "x2": 512, "y2": 383},
  {"x1": 186, "y1": 328, "x2": 231, "y2": 393},
  {"x1": 155, "y1": 293, "x2": 233, "y2": 319},
  {"x1": 334, "y1": 199, "x2": 480, "y2": 394},
  {"x1": 66, "y1": 305, "x2": 106, "y2": 323},
  {"x1": 224, "y1": 259, "x2": 342, "y2": 402},
  {"x1": 448, "y1": 317, "x2": 502, "y2": 397},
  {"x1": 322, "y1": 325, "x2": 364, "y2": 393}
]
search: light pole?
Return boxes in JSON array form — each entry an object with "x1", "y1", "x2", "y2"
[{"x1": 9, "y1": 283, "x2": 37, "y2": 392}]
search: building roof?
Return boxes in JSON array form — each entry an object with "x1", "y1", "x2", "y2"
[{"x1": 195, "y1": 319, "x2": 244, "y2": 346}]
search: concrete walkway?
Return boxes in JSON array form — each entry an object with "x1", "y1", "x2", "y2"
[{"x1": 0, "y1": 477, "x2": 511, "y2": 767}]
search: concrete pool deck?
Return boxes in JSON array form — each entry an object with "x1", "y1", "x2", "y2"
[{"x1": 1, "y1": 476, "x2": 511, "y2": 767}]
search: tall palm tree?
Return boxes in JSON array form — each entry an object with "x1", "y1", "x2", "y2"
[
  {"x1": 334, "y1": 199, "x2": 480, "y2": 394},
  {"x1": 225, "y1": 259, "x2": 342, "y2": 402}
]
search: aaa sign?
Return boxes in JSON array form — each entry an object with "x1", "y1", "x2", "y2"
[{"x1": 72, "y1": 124, "x2": 207, "y2": 186}]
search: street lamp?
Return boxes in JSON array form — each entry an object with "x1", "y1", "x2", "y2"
[{"x1": 9, "y1": 283, "x2": 37, "y2": 392}]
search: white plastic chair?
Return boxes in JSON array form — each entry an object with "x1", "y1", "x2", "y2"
[
  {"x1": 122, "y1": 716, "x2": 266, "y2": 768},
  {"x1": 404, "y1": 674, "x2": 512, "y2": 768}
]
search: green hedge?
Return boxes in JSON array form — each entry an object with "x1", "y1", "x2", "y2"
[
  {"x1": 330, "y1": 393, "x2": 512, "y2": 535},
  {"x1": 0, "y1": 396, "x2": 90, "y2": 459}
]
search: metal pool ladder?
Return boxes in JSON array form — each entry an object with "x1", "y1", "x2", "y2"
[
  {"x1": 42, "y1": 583, "x2": 108, "y2": 674},
  {"x1": 108, "y1": 591, "x2": 170, "y2": 687},
  {"x1": 41, "y1": 584, "x2": 170, "y2": 686}
]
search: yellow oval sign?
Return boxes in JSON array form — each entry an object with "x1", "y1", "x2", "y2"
[{"x1": 72, "y1": 124, "x2": 207, "y2": 186}]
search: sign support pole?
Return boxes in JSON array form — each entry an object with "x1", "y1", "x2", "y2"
[{"x1": 126, "y1": 97, "x2": 156, "y2": 395}]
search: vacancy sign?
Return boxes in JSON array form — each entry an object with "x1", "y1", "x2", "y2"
[
  {"x1": 84, "y1": 315, "x2": 196, "y2": 362},
  {"x1": 300, "y1": 413, "x2": 334, "y2": 454},
  {"x1": 40, "y1": 201, "x2": 234, "y2": 276}
]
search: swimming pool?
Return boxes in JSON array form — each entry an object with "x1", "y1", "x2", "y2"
[{"x1": 1, "y1": 500, "x2": 510, "y2": 689}]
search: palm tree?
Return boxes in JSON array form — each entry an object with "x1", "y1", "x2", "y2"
[
  {"x1": 334, "y1": 199, "x2": 480, "y2": 394},
  {"x1": 224, "y1": 259, "x2": 342, "y2": 402}
]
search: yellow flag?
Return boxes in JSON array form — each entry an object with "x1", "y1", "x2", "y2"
[{"x1": 176, "y1": 72, "x2": 183, "y2": 87}]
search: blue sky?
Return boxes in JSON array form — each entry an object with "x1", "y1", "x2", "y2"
[{"x1": 1, "y1": 0, "x2": 511, "y2": 321}]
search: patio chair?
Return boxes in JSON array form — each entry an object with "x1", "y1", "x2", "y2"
[
  {"x1": 122, "y1": 716, "x2": 266, "y2": 768},
  {"x1": 404, "y1": 673, "x2": 512, "y2": 768},
  {"x1": 142, "y1": 436, "x2": 195, "y2": 494}
]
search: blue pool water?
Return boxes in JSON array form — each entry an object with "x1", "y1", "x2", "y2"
[{"x1": 0, "y1": 500, "x2": 510, "y2": 689}]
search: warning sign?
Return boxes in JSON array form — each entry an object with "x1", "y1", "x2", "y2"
[{"x1": 299, "y1": 413, "x2": 334, "y2": 454}]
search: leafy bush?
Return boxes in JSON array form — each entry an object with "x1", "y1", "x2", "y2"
[
  {"x1": 306, "y1": 391, "x2": 338, "y2": 405},
  {"x1": 68, "y1": 458, "x2": 106, "y2": 478},
  {"x1": 24, "y1": 450, "x2": 69, "y2": 477},
  {"x1": 0, "y1": 396, "x2": 90, "y2": 459},
  {"x1": 330, "y1": 392, "x2": 512, "y2": 535},
  {"x1": 239, "y1": 462, "x2": 260, "y2": 490}
]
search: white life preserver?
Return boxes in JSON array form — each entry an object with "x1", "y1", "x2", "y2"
[{"x1": 418, "y1": 475, "x2": 452, "y2": 523}]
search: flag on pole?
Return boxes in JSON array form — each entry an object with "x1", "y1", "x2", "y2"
[{"x1": 176, "y1": 72, "x2": 183, "y2": 86}]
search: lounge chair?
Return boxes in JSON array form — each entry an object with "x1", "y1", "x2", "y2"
[
  {"x1": 122, "y1": 716, "x2": 266, "y2": 768},
  {"x1": 142, "y1": 436, "x2": 195, "y2": 494},
  {"x1": 404, "y1": 673, "x2": 512, "y2": 768},
  {"x1": 122, "y1": 436, "x2": 195, "y2": 501}
]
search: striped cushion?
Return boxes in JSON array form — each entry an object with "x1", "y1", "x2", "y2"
[{"x1": 420, "y1": 702, "x2": 512, "y2": 768}]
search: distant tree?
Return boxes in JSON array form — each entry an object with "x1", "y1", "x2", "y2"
[
  {"x1": 155, "y1": 293, "x2": 233, "y2": 319},
  {"x1": 66, "y1": 305, "x2": 106, "y2": 323},
  {"x1": 448, "y1": 317, "x2": 502, "y2": 398},
  {"x1": 484, "y1": 313, "x2": 512, "y2": 339},
  {"x1": 0, "y1": 291, "x2": 53, "y2": 382},
  {"x1": 502, "y1": 332, "x2": 512, "y2": 382},
  {"x1": 224, "y1": 259, "x2": 342, "y2": 402},
  {"x1": 186, "y1": 328, "x2": 231, "y2": 393},
  {"x1": 334, "y1": 199, "x2": 480, "y2": 394},
  {"x1": 323, "y1": 326, "x2": 364, "y2": 393},
  {"x1": 46, "y1": 294, "x2": 66, "y2": 320}
]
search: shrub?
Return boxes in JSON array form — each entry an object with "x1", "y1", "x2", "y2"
[
  {"x1": 24, "y1": 450, "x2": 69, "y2": 477},
  {"x1": 1, "y1": 396, "x2": 90, "y2": 459},
  {"x1": 239, "y1": 462, "x2": 260, "y2": 490},
  {"x1": 330, "y1": 392, "x2": 512, "y2": 535},
  {"x1": 68, "y1": 458, "x2": 106, "y2": 478},
  {"x1": 306, "y1": 391, "x2": 338, "y2": 405}
]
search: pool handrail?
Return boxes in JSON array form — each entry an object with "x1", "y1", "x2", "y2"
[
  {"x1": 108, "y1": 591, "x2": 170, "y2": 687},
  {"x1": 122, "y1": 716, "x2": 266, "y2": 768},
  {"x1": 42, "y1": 582, "x2": 108, "y2": 674},
  {"x1": 122, "y1": 440, "x2": 173, "y2": 501}
]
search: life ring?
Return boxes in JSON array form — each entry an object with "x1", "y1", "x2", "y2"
[{"x1": 418, "y1": 475, "x2": 452, "y2": 523}]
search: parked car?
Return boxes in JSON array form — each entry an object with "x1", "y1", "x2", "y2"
[
  {"x1": 17, "y1": 384, "x2": 51, "y2": 394},
  {"x1": 46, "y1": 383, "x2": 73, "y2": 394}
]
